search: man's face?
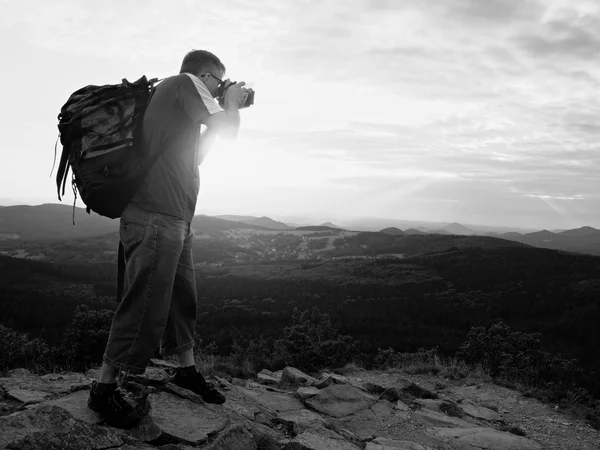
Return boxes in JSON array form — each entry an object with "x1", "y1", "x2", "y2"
[{"x1": 200, "y1": 66, "x2": 226, "y2": 98}]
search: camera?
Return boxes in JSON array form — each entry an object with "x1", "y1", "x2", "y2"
[{"x1": 217, "y1": 80, "x2": 255, "y2": 109}]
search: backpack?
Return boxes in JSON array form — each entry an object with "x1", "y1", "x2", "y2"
[{"x1": 54, "y1": 75, "x2": 162, "y2": 222}]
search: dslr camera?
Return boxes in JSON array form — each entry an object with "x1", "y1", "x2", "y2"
[{"x1": 217, "y1": 80, "x2": 255, "y2": 109}]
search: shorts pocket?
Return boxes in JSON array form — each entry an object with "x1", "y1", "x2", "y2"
[{"x1": 120, "y1": 218, "x2": 146, "y2": 248}]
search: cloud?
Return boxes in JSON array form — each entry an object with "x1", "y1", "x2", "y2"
[
  {"x1": 514, "y1": 16, "x2": 600, "y2": 59},
  {"x1": 2, "y1": 0, "x2": 600, "y2": 228},
  {"x1": 441, "y1": 0, "x2": 543, "y2": 24}
]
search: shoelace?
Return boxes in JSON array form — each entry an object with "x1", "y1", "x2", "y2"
[{"x1": 109, "y1": 389, "x2": 132, "y2": 411}]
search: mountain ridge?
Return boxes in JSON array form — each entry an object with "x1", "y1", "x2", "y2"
[{"x1": 1, "y1": 204, "x2": 599, "y2": 256}]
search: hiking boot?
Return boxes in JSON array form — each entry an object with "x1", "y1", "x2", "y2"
[
  {"x1": 172, "y1": 370, "x2": 226, "y2": 404},
  {"x1": 88, "y1": 380, "x2": 141, "y2": 429}
]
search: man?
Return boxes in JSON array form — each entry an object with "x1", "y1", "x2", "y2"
[{"x1": 87, "y1": 50, "x2": 250, "y2": 428}]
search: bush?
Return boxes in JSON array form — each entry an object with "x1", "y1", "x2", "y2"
[
  {"x1": 373, "y1": 347, "x2": 439, "y2": 371},
  {"x1": 61, "y1": 305, "x2": 114, "y2": 371},
  {"x1": 307, "y1": 238, "x2": 329, "y2": 250},
  {"x1": 0, "y1": 324, "x2": 49, "y2": 372},
  {"x1": 458, "y1": 320, "x2": 582, "y2": 390},
  {"x1": 274, "y1": 307, "x2": 360, "y2": 372}
]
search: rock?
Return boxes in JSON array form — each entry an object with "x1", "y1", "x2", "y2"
[
  {"x1": 280, "y1": 367, "x2": 318, "y2": 387},
  {"x1": 237, "y1": 386, "x2": 304, "y2": 413},
  {"x1": 218, "y1": 384, "x2": 266, "y2": 420},
  {"x1": 361, "y1": 381, "x2": 387, "y2": 395},
  {"x1": 285, "y1": 427, "x2": 361, "y2": 450},
  {"x1": 40, "y1": 390, "x2": 102, "y2": 425},
  {"x1": 336, "y1": 428, "x2": 363, "y2": 447},
  {"x1": 351, "y1": 408, "x2": 375, "y2": 420},
  {"x1": 412, "y1": 408, "x2": 473, "y2": 428},
  {"x1": 379, "y1": 387, "x2": 413, "y2": 404},
  {"x1": 305, "y1": 384, "x2": 377, "y2": 418},
  {"x1": 460, "y1": 399, "x2": 503, "y2": 421},
  {"x1": 163, "y1": 382, "x2": 205, "y2": 404},
  {"x1": 246, "y1": 420, "x2": 287, "y2": 448},
  {"x1": 428, "y1": 427, "x2": 542, "y2": 449},
  {"x1": 257, "y1": 369, "x2": 281, "y2": 385},
  {"x1": 403, "y1": 383, "x2": 438, "y2": 400},
  {"x1": 202, "y1": 424, "x2": 257, "y2": 449},
  {"x1": 274, "y1": 408, "x2": 330, "y2": 433},
  {"x1": 6, "y1": 388, "x2": 51, "y2": 405},
  {"x1": 365, "y1": 437, "x2": 431, "y2": 449},
  {"x1": 394, "y1": 401, "x2": 410, "y2": 411},
  {"x1": 297, "y1": 386, "x2": 320, "y2": 399},
  {"x1": 7, "y1": 369, "x2": 32, "y2": 377},
  {"x1": 154, "y1": 445, "x2": 197, "y2": 450},
  {"x1": 149, "y1": 391, "x2": 229, "y2": 445},
  {"x1": 314, "y1": 373, "x2": 348, "y2": 389},
  {"x1": 231, "y1": 377, "x2": 247, "y2": 387},
  {"x1": 0, "y1": 371, "x2": 93, "y2": 398},
  {"x1": 370, "y1": 400, "x2": 394, "y2": 417},
  {"x1": 413, "y1": 399, "x2": 443, "y2": 412},
  {"x1": 127, "y1": 411, "x2": 162, "y2": 442},
  {"x1": 222, "y1": 398, "x2": 259, "y2": 420},
  {"x1": 413, "y1": 398, "x2": 464, "y2": 419},
  {"x1": 150, "y1": 358, "x2": 179, "y2": 369},
  {"x1": 0, "y1": 404, "x2": 130, "y2": 450},
  {"x1": 126, "y1": 367, "x2": 171, "y2": 387}
]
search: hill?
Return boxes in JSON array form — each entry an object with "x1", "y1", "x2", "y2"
[
  {"x1": 403, "y1": 228, "x2": 428, "y2": 235},
  {"x1": 241, "y1": 216, "x2": 293, "y2": 230},
  {"x1": 319, "y1": 221, "x2": 340, "y2": 229},
  {"x1": 295, "y1": 226, "x2": 342, "y2": 232},
  {"x1": 379, "y1": 227, "x2": 404, "y2": 235},
  {"x1": 2, "y1": 204, "x2": 600, "y2": 259},
  {"x1": 0, "y1": 204, "x2": 117, "y2": 240},
  {"x1": 0, "y1": 204, "x2": 274, "y2": 245},
  {"x1": 438, "y1": 222, "x2": 476, "y2": 235},
  {"x1": 559, "y1": 226, "x2": 600, "y2": 237},
  {"x1": 498, "y1": 227, "x2": 600, "y2": 256},
  {"x1": 215, "y1": 215, "x2": 293, "y2": 230}
]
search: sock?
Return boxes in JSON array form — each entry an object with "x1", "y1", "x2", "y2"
[
  {"x1": 178, "y1": 365, "x2": 198, "y2": 377},
  {"x1": 94, "y1": 381, "x2": 117, "y2": 394}
]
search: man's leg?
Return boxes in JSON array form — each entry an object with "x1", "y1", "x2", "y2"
[
  {"x1": 159, "y1": 222, "x2": 197, "y2": 362},
  {"x1": 98, "y1": 362, "x2": 120, "y2": 384},
  {"x1": 90, "y1": 205, "x2": 187, "y2": 426},
  {"x1": 103, "y1": 207, "x2": 186, "y2": 374},
  {"x1": 177, "y1": 347, "x2": 195, "y2": 368},
  {"x1": 160, "y1": 224, "x2": 225, "y2": 404}
]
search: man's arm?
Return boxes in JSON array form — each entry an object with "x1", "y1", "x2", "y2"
[
  {"x1": 204, "y1": 83, "x2": 247, "y2": 140},
  {"x1": 204, "y1": 104, "x2": 240, "y2": 140},
  {"x1": 197, "y1": 127, "x2": 218, "y2": 166},
  {"x1": 177, "y1": 75, "x2": 248, "y2": 140}
]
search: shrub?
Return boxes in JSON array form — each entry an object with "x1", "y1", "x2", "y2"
[
  {"x1": 373, "y1": 347, "x2": 439, "y2": 371},
  {"x1": 61, "y1": 305, "x2": 113, "y2": 370},
  {"x1": 458, "y1": 319, "x2": 581, "y2": 390},
  {"x1": 274, "y1": 307, "x2": 360, "y2": 372},
  {"x1": 0, "y1": 324, "x2": 49, "y2": 372}
]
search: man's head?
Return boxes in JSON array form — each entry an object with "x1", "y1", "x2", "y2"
[{"x1": 180, "y1": 49, "x2": 226, "y2": 98}]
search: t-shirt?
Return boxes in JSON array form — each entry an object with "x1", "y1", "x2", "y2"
[{"x1": 131, "y1": 73, "x2": 224, "y2": 223}]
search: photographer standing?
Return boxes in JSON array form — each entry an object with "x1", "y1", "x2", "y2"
[{"x1": 88, "y1": 49, "x2": 252, "y2": 428}]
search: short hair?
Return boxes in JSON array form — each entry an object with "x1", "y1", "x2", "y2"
[{"x1": 179, "y1": 50, "x2": 226, "y2": 76}]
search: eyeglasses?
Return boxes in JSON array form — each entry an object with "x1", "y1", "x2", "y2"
[{"x1": 205, "y1": 73, "x2": 223, "y2": 83}]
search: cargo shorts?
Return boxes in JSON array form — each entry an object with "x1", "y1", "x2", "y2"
[{"x1": 103, "y1": 202, "x2": 197, "y2": 374}]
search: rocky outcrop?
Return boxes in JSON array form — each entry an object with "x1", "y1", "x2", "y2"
[{"x1": 0, "y1": 363, "x2": 550, "y2": 449}]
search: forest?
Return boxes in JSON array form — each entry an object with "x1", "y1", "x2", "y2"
[{"x1": 1, "y1": 241, "x2": 599, "y2": 400}]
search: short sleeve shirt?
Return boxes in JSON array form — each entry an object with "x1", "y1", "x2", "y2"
[{"x1": 131, "y1": 73, "x2": 224, "y2": 223}]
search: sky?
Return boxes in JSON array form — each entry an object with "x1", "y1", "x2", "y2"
[{"x1": 1, "y1": 0, "x2": 599, "y2": 230}]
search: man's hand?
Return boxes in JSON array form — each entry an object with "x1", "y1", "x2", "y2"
[
  {"x1": 223, "y1": 81, "x2": 249, "y2": 110},
  {"x1": 205, "y1": 80, "x2": 247, "y2": 139}
]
